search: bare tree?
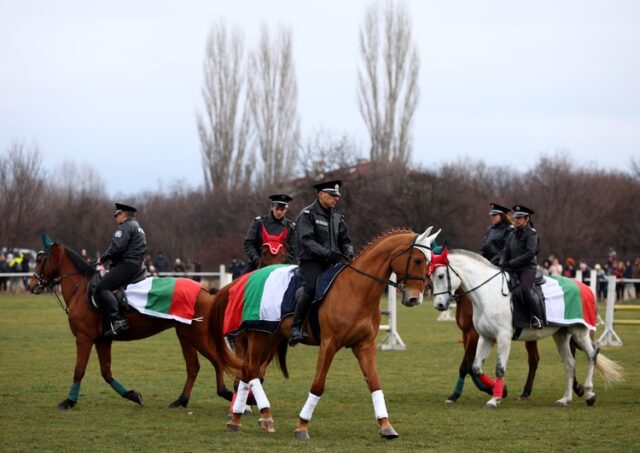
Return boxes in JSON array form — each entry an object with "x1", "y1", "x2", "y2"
[
  {"x1": 197, "y1": 20, "x2": 253, "y2": 194},
  {"x1": 298, "y1": 129, "x2": 360, "y2": 180},
  {"x1": 0, "y1": 142, "x2": 47, "y2": 248},
  {"x1": 249, "y1": 24, "x2": 300, "y2": 190},
  {"x1": 358, "y1": 0, "x2": 420, "y2": 167}
]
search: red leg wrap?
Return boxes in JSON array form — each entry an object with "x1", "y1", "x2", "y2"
[
  {"x1": 493, "y1": 379, "x2": 504, "y2": 398},
  {"x1": 229, "y1": 391, "x2": 237, "y2": 413},
  {"x1": 479, "y1": 373, "x2": 496, "y2": 389}
]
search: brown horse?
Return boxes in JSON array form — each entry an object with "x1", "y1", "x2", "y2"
[
  {"x1": 222, "y1": 227, "x2": 440, "y2": 439},
  {"x1": 258, "y1": 227, "x2": 289, "y2": 268},
  {"x1": 28, "y1": 239, "x2": 240, "y2": 409}
]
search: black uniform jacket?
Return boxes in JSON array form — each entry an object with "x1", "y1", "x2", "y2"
[
  {"x1": 101, "y1": 218, "x2": 147, "y2": 266},
  {"x1": 481, "y1": 221, "x2": 514, "y2": 265},
  {"x1": 243, "y1": 213, "x2": 297, "y2": 265},
  {"x1": 499, "y1": 224, "x2": 539, "y2": 272},
  {"x1": 295, "y1": 199, "x2": 354, "y2": 262}
]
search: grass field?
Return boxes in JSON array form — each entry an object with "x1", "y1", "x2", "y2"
[{"x1": 1, "y1": 293, "x2": 639, "y2": 452}]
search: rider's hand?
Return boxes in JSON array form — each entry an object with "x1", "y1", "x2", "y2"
[{"x1": 328, "y1": 251, "x2": 343, "y2": 264}]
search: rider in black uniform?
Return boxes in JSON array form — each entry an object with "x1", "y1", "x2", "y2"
[
  {"x1": 289, "y1": 180, "x2": 354, "y2": 346},
  {"x1": 480, "y1": 202, "x2": 514, "y2": 265},
  {"x1": 242, "y1": 194, "x2": 297, "y2": 273},
  {"x1": 499, "y1": 205, "x2": 543, "y2": 329},
  {"x1": 97, "y1": 203, "x2": 147, "y2": 336}
]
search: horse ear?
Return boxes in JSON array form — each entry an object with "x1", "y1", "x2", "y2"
[
  {"x1": 424, "y1": 228, "x2": 442, "y2": 251},
  {"x1": 41, "y1": 234, "x2": 55, "y2": 252}
]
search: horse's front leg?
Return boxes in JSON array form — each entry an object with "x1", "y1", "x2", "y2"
[
  {"x1": 471, "y1": 335, "x2": 498, "y2": 408},
  {"x1": 294, "y1": 337, "x2": 340, "y2": 440},
  {"x1": 58, "y1": 336, "x2": 93, "y2": 409},
  {"x1": 352, "y1": 340, "x2": 399, "y2": 439},
  {"x1": 486, "y1": 334, "x2": 512, "y2": 408},
  {"x1": 552, "y1": 330, "x2": 575, "y2": 406},
  {"x1": 95, "y1": 340, "x2": 143, "y2": 405}
]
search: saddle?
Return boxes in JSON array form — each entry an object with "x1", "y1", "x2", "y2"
[
  {"x1": 506, "y1": 269, "x2": 547, "y2": 332},
  {"x1": 88, "y1": 268, "x2": 147, "y2": 313}
]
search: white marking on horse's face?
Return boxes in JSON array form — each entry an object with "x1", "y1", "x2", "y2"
[{"x1": 431, "y1": 266, "x2": 461, "y2": 311}]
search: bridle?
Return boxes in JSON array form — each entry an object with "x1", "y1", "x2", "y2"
[
  {"x1": 32, "y1": 247, "x2": 86, "y2": 315},
  {"x1": 344, "y1": 234, "x2": 431, "y2": 295},
  {"x1": 430, "y1": 262, "x2": 507, "y2": 307}
]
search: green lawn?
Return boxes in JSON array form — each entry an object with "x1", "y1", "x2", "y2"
[{"x1": 0, "y1": 294, "x2": 638, "y2": 452}]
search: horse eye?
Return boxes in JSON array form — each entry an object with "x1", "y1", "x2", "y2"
[
  {"x1": 438, "y1": 274, "x2": 444, "y2": 279},
  {"x1": 413, "y1": 258, "x2": 422, "y2": 265}
]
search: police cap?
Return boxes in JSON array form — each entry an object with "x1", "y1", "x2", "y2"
[
  {"x1": 312, "y1": 179, "x2": 342, "y2": 196},
  {"x1": 512, "y1": 205, "x2": 534, "y2": 218},
  {"x1": 269, "y1": 194, "x2": 293, "y2": 207},
  {"x1": 488, "y1": 202, "x2": 511, "y2": 216},
  {"x1": 113, "y1": 202, "x2": 137, "y2": 217}
]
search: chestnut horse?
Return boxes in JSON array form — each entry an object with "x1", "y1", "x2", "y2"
[
  {"x1": 258, "y1": 227, "x2": 289, "y2": 268},
  {"x1": 28, "y1": 239, "x2": 239, "y2": 409},
  {"x1": 222, "y1": 227, "x2": 440, "y2": 439}
]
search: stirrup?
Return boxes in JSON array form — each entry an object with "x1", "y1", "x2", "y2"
[
  {"x1": 530, "y1": 316, "x2": 543, "y2": 329},
  {"x1": 289, "y1": 326, "x2": 308, "y2": 346},
  {"x1": 105, "y1": 319, "x2": 129, "y2": 337}
]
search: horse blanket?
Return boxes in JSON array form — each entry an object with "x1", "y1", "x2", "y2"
[
  {"x1": 540, "y1": 276, "x2": 597, "y2": 330},
  {"x1": 124, "y1": 277, "x2": 202, "y2": 324}
]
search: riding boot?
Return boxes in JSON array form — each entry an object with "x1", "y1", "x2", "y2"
[
  {"x1": 526, "y1": 289, "x2": 545, "y2": 329},
  {"x1": 100, "y1": 290, "x2": 129, "y2": 336},
  {"x1": 289, "y1": 292, "x2": 312, "y2": 346}
]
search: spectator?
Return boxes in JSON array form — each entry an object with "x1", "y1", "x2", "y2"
[
  {"x1": 563, "y1": 258, "x2": 576, "y2": 278},
  {"x1": 228, "y1": 258, "x2": 245, "y2": 280},
  {"x1": 623, "y1": 260, "x2": 634, "y2": 300},
  {"x1": 578, "y1": 260, "x2": 591, "y2": 284},
  {"x1": 174, "y1": 258, "x2": 186, "y2": 273},
  {"x1": 143, "y1": 254, "x2": 153, "y2": 273},
  {"x1": 191, "y1": 258, "x2": 202, "y2": 282},
  {"x1": 0, "y1": 254, "x2": 8, "y2": 291},
  {"x1": 21, "y1": 252, "x2": 31, "y2": 290},
  {"x1": 594, "y1": 263, "x2": 608, "y2": 302},
  {"x1": 614, "y1": 261, "x2": 625, "y2": 301},
  {"x1": 541, "y1": 258, "x2": 551, "y2": 276},
  {"x1": 154, "y1": 252, "x2": 170, "y2": 273},
  {"x1": 549, "y1": 256, "x2": 563, "y2": 276},
  {"x1": 633, "y1": 258, "x2": 640, "y2": 300},
  {"x1": 606, "y1": 249, "x2": 618, "y2": 275}
]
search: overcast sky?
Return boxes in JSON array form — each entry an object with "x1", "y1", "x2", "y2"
[{"x1": 1, "y1": 0, "x2": 639, "y2": 196}]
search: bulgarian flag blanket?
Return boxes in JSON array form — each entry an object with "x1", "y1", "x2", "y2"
[
  {"x1": 224, "y1": 264, "x2": 299, "y2": 335},
  {"x1": 540, "y1": 276, "x2": 597, "y2": 330},
  {"x1": 124, "y1": 277, "x2": 202, "y2": 324}
]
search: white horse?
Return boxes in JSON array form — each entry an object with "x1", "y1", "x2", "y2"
[{"x1": 429, "y1": 248, "x2": 623, "y2": 408}]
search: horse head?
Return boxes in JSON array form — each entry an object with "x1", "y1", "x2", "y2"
[
  {"x1": 388, "y1": 226, "x2": 440, "y2": 307},
  {"x1": 258, "y1": 225, "x2": 288, "y2": 268},
  {"x1": 29, "y1": 236, "x2": 63, "y2": 294},
  {"x1": 428, "y1": 247, "x2": 461, "y2": 311}
]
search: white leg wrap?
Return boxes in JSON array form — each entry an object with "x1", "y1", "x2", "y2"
[
  {"x1": 248, "y1": 378, "x2": 270, "y2": 410},
  {"x1": 232, "y1": 380, "x2": 250, "y2": 414},
  {"x1": 299, "y1": 392, "x2": 321, "y2": 421},
  {"x1": 372, "y1": 389, "x2": 388, "y2": 420}
]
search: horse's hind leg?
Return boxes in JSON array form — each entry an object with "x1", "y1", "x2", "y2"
[
  {"x1": 519, "y1": 341, "x2": 539, "y2": 400},
  {"x1": 168, "y1": 335, "x2": 200, "y2": 408},
  {"x1": 569, "y1": 339, "x2": 585, "y2": 397},
  {"x1": 95, "y1": 340, "x2": 142, "y2": 405},
  {"x1": 552, "y1": 330, "x2": 575, "y2": 406},
  {"x1": 570, "y1": 328, "x2": 597, "y2": 405}
]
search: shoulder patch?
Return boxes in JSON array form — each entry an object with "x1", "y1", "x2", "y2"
[
  {"x1": 303, "y1": 210, "x2": 310, "y2": 214},
  {"x1": 255, "y1": 216, "x2": 261, "y2": 220},
  {"x1": 114, "y1": 230, "x2": 123, "y2": 238}
]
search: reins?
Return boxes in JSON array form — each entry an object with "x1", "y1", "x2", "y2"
[
  {"x1": 432, "y1": 263, "x2": 508, "y2": 303},
  {"x1": 34, "y1": 248, "x2": 88, "y2": 316}
]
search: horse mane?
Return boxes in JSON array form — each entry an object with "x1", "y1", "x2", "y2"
[
  {"x1": 352, "y1": 228, "x2": 415, "y2": 261},
  {"x1": 62, "y1": 245, "x2": 93, "y2": 276}
]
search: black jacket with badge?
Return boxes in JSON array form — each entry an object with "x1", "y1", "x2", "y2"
[
  {"x1": 243, "y1": 213, "x2": 297, "y2": 266},
  {"x1": 499, "y1": 224, "x2": 539, "y2": 272},
  {"x1": 295, "y1": 199, "x2": 354, "y2": 263},
  {"x1": 481, "y1": 221, "x2": 514, "y2": 265},
  {"x1": 101, "y1": 218, "x2": 147, "y2": 266}
]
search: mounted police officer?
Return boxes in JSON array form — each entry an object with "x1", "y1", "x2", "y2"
[
  {"x1": 243, "y1": 194, "x2": 297, "y2": 273},
  {"x1": 480, "y1": 202, "x2": 514, "y2": 265},
  {"x1": 499, "y1": 205, "x2": 543, "y2": 329},
  {"x1": 289, "y1": 180, "x2": 354, "y2": 346},
  {"x1": 97, "y1": 203, "x2": 147, "y2": 336}
]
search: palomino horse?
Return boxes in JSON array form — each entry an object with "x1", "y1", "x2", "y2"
[
  {"x1": 430, "y1": 248, "x2": 623, "y2": 408},
  {"x1": 222, "y1": 227, "x2": 440, "y2": 439},
  {"x1": 446, "y1": 293, "x2": 584, "y2": 403},
  {"x1": 28, "y1": 239, "x2": 239, "y2": 409}
]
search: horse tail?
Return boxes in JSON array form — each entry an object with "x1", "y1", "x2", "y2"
[
  {"x1": 275, "y1": 337, "x2": 289, "y2": 379},
  {"x1": 208, "y1": 284, "x2": 242, "y2": 376},
  {"x1": 595, "y1": 352, "x2": 624, "y2": 388}
]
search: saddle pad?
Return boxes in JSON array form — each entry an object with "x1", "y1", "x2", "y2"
[
  {"x1": 125, "y1": 277, "x2": 201, "y2": 324},
  {"x1": 541, "y1": 276, "x2": 596, "y2": 330}
]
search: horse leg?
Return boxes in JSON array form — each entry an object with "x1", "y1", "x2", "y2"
[
  {"x1": 168, "y1": 335, "x2": 200, "y2": 408},
  {"x1": 57, "y1": 337, "x2": 93, "y2": 409},
  {"x1": 570, "y1": 328, "x2": 597, "y2": 405},
  {"x1": 518, "y1": 340, "x2": 539, "y2": 400},
  {"x1": 552, "y1": 330, "x2": 575, "y2": 406},
  {"x1": 228, "y1": 333, "x2": 253, "y2": 416},
  {"x1": 483, "y1": 334, "x2": 511, "y2": 408},
  {"x1": 446, "y1": 330, "x2": 479, "y2": 403},
  {"x1": 569, "y1": 338, "x2": 585, "y2": 397},
  {"x1": 471, "y1": 336, "x2": 497, "y2": 408},
  {"x1": 293, "y1": 337, "x2": 340, "y2": 440},
  {"x1": 94, "y1": 340, "x2": 143, "y2": 405},
  {"x1": 351, "y1": 340, "x2": 399, "y2": 439}
]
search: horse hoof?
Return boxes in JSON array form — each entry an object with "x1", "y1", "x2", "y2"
[
  {"x1": 380, "y1": 426, "x2": 399, "y2": 439},
  {"x1": 244, "y1": 407, "x2": 253, "y2": 416},
  {"x1": 517, "y1": 396, "x2": 529, "y2": 401},
  {"x1": 586, "y1": 395, "x2": 596, "y2": 406},
  {"x1": 484, "y1": 401, "x2": 498, "y2": 409},
  {"x1": 169, "y1": 395, "x2": 189, "y2": 408},
  {"x1": 554, "y1": 400, "x2": 569, "y2": 407},
  {"x1": 123, "y1": 390, "x2": 143, "y2": 406},
  {"x1": 258, "y1": 417, "x2": 275, "y2": 433},
  {"x1": 227, "y1": 422, "x2": 242, "y2": 432},
  {"x1": 444, "y1": 399, "x2": 456, "y2": 404},
  {"x1": 293, "y1": 430, "x2": 310, "y2": 440},
  {"x1": 56, "y1": 399, "x2": 77, "y2": 410}
]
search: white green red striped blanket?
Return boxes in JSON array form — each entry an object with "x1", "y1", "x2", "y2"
[
  {"x1": 540, "y1": 276, "x2": 597, "y2": 330},
  {"x1": 124, "y1": 277, "x2": 202, "y2": 324},
  {"x1": 224, "y1": 264, "x2": 298, "y2": 335}
]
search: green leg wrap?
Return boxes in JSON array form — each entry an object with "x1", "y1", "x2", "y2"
[
  {"x1": 68, "y1": 383, "x2": 81, "y2": 401},
  {"x1": 453, "y1": 376, "x2": 465, "y2": 395},
  {"x1": 110, "y1": 379, "x2": 128, "y2": 396}
]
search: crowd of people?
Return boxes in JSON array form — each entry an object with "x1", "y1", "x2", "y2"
[
  {"x1": 539, "y1": 252, "x2": 640, "y2": 302},
  {"x1": 0, "y1": 250, "x2": 34, "y2": 292}
]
